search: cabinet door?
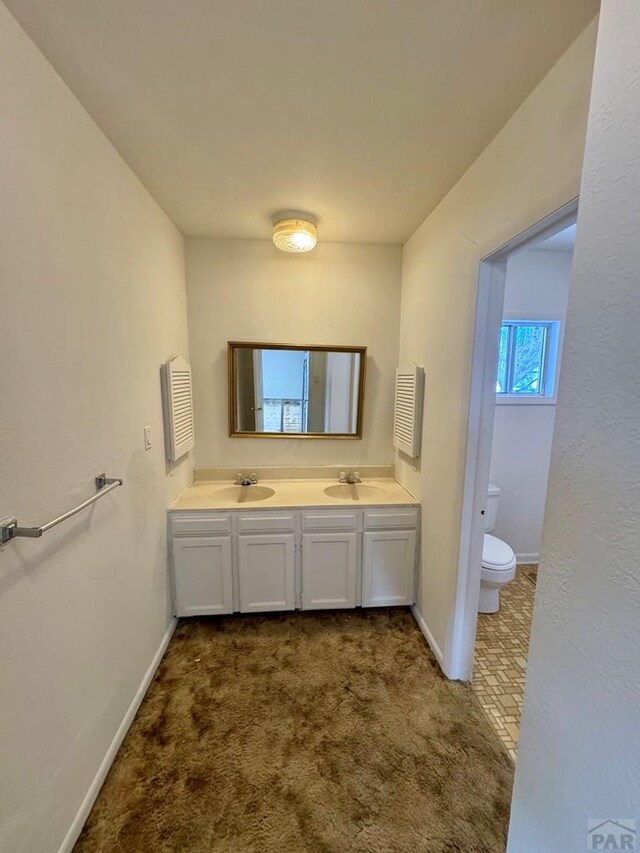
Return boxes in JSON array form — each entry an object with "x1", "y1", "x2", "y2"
[
  {"x1": 237, "y1": 533, "x2": 295, "y2": 612},
  {"x1": 362, "y1": 530, "x2": 416, "y2": 607},
  {"x1": 172, "y1": 536, "x2": 233, "y2": 616},
  {"x1": 301, "y1": 532, "x2": 357, "y2": 610}
]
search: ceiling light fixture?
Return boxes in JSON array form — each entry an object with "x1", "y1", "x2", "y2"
[{"x1": 272, "y1": 211, "x2": 318, "y2": 253}]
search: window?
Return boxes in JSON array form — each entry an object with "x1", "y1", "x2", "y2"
[{"x1": 496, "y1": 319, "x2": 562, "y2": 402}]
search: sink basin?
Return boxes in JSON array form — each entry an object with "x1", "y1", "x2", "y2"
[
  {"x1": 323, "y1": 483, "x2": 384, "y2": 501},
  {"x1": 212, "y1": 485, "x2": 275, "y2": 503}
]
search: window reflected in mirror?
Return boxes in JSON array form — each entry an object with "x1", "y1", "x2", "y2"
[{"x1": 228, "y1": 343, "x2": 366, "y2": 438}]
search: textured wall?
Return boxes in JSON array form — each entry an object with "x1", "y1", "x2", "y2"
[
  {"x1": 508, "y1": 1, "x2": 640, "y2": 849},
  {"x1": 186, "y1": 238, "x2": 402, "y2": 468},
  {"x1": 0, "y1": 5, "x2": 191, "y2": 851},
  {"x1": 396, "y1": 21, "x2": 597, "y2": 660}
]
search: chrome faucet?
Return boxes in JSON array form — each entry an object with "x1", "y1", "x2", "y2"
[
  {"x1": 339, "y1": 471, "x2": 361, "y2": 484},
  {"x1": 235, "y1": 472, "x2": 258, "y2": 486}
]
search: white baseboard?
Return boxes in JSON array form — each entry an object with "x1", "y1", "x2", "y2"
[
  {"x1": 58, "y1": 618, "x2": 177, "y2": 853},
  {"x1": 411, "y1": 605, "x2": 445, "y2": 671},
  {"x1": 516, "y1": 553, "x2": 540, "y2": 565}
]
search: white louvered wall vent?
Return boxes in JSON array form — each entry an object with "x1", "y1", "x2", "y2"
[
  {"x1": 161, "y1": 356, "x2": 195, "y2": 462},
  {"x1": 393, "y1": 365, "x2": 425, "y2": 458}
]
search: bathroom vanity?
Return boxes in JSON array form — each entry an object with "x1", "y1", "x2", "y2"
[{"x1": 168, "y1": 479, "x2": 420, "y2": 616}]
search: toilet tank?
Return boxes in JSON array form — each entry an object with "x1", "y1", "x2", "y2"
[{"x1": 485, "y1": 483, "x2": 501, "y2": 532}]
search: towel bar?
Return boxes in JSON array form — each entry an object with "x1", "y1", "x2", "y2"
[{"x1": 0, "y1": 474, "x2": 124, "y2": 544}]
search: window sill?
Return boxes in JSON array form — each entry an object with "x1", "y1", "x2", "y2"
[{"x1": 495, "y1": 396, "x2": 557, "y2": 406}]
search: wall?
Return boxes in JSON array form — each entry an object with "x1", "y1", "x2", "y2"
[
  {"x1": 0, "y1": 4, "x2": 192, "y2": 852},
  {"x1": 396, "y1": 19, "x2": 597, "y2": 665},
  {"x1": 489, "y1": 249, "x2": 573, "y2": 562},
  {"x1": 508, "y1": 2, "x2": 640, "y2": 848},
  {"x1": 186, "y1": 238, "x2": 402, "y2": 468},
  {"x1": 261, "y1": 349, "x2": 307, "y2": 399}
]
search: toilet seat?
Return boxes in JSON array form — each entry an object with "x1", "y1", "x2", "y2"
[{"x1": 482, "y1": 533, "x2": 516, "y2": 571}]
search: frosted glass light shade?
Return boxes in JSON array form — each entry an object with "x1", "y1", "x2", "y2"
[{"x1": 273, "y1": 217, "x2": 318, "y2": 253}]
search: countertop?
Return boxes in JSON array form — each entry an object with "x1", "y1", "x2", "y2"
[{"x1": 169, "y1": 478, "x2": 419, "y2": 511}]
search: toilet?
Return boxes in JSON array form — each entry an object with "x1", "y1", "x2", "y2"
[{"x1": 479, "y1": 484, "x2": 517, "y2": 613}]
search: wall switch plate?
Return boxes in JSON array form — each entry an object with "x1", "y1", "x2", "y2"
[{"x1": 144, "y1": 426, "x2": 152, "y2": 450}]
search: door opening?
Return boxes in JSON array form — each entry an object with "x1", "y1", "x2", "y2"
[{"x1": 447, "y1": 198, "x2": 579, "y2": 695}]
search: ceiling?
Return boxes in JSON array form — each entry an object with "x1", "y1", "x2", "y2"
[{"x1": 5, "y1": 0, "x2": 598, "y2": 244}]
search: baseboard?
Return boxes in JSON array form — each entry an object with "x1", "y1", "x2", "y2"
[
  {"x1": 58, "y1": 618, "x2": 177, "y2": 853},
  {"x1": 516, "y1": 553, "x2": 539, "y2": 565},
  {"x1": 411, "y1": 605, "x2": 445, "y2": 671}
]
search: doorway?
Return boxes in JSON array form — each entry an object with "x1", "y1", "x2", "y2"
[{"x1": 447, "y1": 200, "x2": 579, "y2": 748}]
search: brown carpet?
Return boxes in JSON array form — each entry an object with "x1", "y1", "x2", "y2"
[{"x1": 75, "y1": 609, "x2": 513, "y2": 852}]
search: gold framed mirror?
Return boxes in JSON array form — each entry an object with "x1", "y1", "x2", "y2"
[{"x1": 228, "y1": 342, "x2": 366, "y2": 439}]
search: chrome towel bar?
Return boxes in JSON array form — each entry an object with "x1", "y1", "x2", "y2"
[{"x1": 0, "y1": 474, "x2": 124, "y2": 544}]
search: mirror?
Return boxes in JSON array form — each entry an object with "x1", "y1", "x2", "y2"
[{"x1": 228, "y1": 342, "x2": 366, "y2": 438}]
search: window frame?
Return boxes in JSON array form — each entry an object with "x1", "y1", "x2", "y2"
[{"x1": 495, "y1": 313, "x2": 564, "y2": 406}]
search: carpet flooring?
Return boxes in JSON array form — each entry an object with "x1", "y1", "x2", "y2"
[{"x1": 75, "y1": 609, "x2": 513, "y2": 852}]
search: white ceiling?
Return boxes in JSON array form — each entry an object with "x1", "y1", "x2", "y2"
[{"x1": 5, "y1": 0, "x2": 598, "y2": 244}]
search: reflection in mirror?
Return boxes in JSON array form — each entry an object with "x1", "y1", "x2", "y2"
[{"x1": 229, "y1": 343, "x2": 366, "y2": 438}]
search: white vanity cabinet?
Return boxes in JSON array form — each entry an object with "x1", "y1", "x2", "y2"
[
  {"x1": 170, "y1": 515, "x2": 234, "y2": 616},
  {"x1": 301, "y1": 532, "x2": 358, "y2": 609},
  {"x1": 236, "y1": 512, "x2": 296, "y2": 612},
  {"x1": 237, "y1": 533, "x2": 296, "y2": 612},
  {"x1": 361, "y1": 509, "x2": 419, "y2": 607},
  {"x1": 300, "y1": 510, "x2": 359, "y2": 610},
  {"x1": 362, "y1": 530, "x2": 416, "y2": 607},
  {"x1": 169, "y1": 504, "x2": 419, "y2": 616}
]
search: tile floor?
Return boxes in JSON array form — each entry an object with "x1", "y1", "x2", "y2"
[{"x1": 473, "y1": 565, "x2": 537, "y2": 761}]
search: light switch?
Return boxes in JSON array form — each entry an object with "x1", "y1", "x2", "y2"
[{"x1": 144, "y1": 425, "x2": 152, "y2": 450}]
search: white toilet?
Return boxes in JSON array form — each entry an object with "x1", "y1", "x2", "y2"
[{"x1": 479, "y1": 484, "x2": 517, "y2": 613}]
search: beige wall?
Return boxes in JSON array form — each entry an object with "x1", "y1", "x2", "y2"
[
  {"x1": 186, "y1": 238, "x2": 402, "y2": 469},
  {"x1": 396, "y1": 20, "x2": 597, "y2": 662},
  {"x1": 508, "y1": 2, "x2": 640, "y2": 848},
  {"x1": 0, "y1": 5, "x2": 191, "y2": 852}
]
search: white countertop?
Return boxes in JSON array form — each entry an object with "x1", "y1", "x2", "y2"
[{"x1": 169, "y1": 478, "x2": 419, "y2": 511}]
